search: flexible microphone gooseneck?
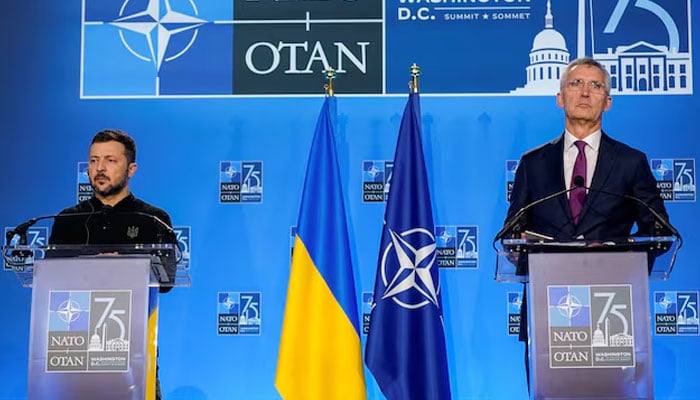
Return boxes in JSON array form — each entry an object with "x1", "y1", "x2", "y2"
[
  {"x1": 571, "y1": 175, "x2": 682, "y2": 276},
  {"x1": 4, "y1": 209, "x2": 113, "y2": 246},
  {"x1": 6, "y1": 208, "x2": 178, "y2": 248},
  {"x1": 493, "y1": 181, "x2": 582, "y2": 243},
  {"x1": 123, "y1": 211, "x2": 178, "y2": 245},
  {"x1": 571, "y1": 175, "x2": 681, "y2": 241}
]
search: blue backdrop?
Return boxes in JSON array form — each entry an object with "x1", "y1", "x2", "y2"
[{"x1": 1, "y1": 1, "x2": 698, "y2": 399}]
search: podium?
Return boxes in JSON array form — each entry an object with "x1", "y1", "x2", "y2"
[
  {"x1": 495, "y1": 236, "x2": 680, "y2": 400},
  {"x1": 2, "y1": 243, "x2": 190, "y2": 400}
]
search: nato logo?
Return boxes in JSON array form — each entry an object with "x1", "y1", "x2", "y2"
[
  {"x1": 77, "y1": 162, "x2": 93, "y2": 202},
  {"x1": 652, "y1": 158, "x2": 696, "y2": 201},
  {"x1": 548, "y1": 285, "x2": 634, "y2": 368},
  {"x1": 506, "y1": 160, "x2": 519, "y2": 202},
  {"x1": 435, "y1": 225, "x2": 457, "y2": 268},
  {"x1": 47, "y1": 291, "x2": 91, "y2": 372},
  {"x1": 362, "y1": 160, "x2": 393, "y2": 203},
  {"x1": 219, "y1": 161, "x2": 263, "y2": 203},
  {"x1": 507, "y1": 291, "x2": 523, "y2": 336},
  {"x1": 435, "y1": 225, "x2": 478, "y2": 269},
  {"x1": 654, "y1": 291, "x2": 699, "y2": 335},
  {"x1": 82, "y1": 0, "x2": 233, "y2": 97},
  {"x1": 173, "y1": 226, "x2": 190, "y2": 270},
  {"x1": 362, "y1": 292, "x2": 373, "y2": 335},
  {"x1": 217, "y1": 292, "x2": 261, "y2": 335},
  {"x1": 47, "y1": 290, "x2": 132, "y2": 372},
  {"x1": 220, "y1": 161, "x2": 242, "y2": 203},
  {"x1": 48, "y1": 291, "x2": 90, "y2": 332},
  {"x1": 217, "y1": 292, "x2": 240, "y2": 335},
  {"x1": 3, "y1": 227, "x2": 48, "y2": 271},
  {"x1": 378, "y1": 227, "x2": 440, "y2": 310},
  {"x1": 548, "y1": 285, "x2": 592, "y2": 368}
]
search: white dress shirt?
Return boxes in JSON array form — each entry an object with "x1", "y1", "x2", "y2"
[{"x1": 563, "y1": 130, "x2": 601, "y2": 196}]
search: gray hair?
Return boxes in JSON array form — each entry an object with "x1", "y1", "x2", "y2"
[{"x1": 560, "y1": 57, "x2": 611, "y2": 94}]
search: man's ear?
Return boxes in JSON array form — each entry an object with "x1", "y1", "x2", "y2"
[
  {"x1": 603, "y1": 95, "x2": 612, "y2": 112},
  {"x1": 128, "y1": 162, "x2": 138, "y2": 178}
]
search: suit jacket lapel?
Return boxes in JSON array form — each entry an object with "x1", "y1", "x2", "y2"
[{"x1": 548, "y1": 134, "x2": 571, "y2": 222}]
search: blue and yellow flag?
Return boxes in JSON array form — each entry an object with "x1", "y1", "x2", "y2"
[
  {"x1": 365, "y1": 92, "x2": 452, "y2": 400},
  {"x1": 275, "y1": 96, "x2": 367, "y2": 400}
]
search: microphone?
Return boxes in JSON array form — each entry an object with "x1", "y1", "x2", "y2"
[
  {"x1": 572, "y1": 176, "x2": 681, "y2": 240},
  {"x1": 493, "y1": 183, "x2": 581, "y2": 242},
  {"x1": 5, "y1": 217, "x2": 43, "y2": 246},
  {"x1": 5, "y1": 208, "x2": 116, "y2": 246}
]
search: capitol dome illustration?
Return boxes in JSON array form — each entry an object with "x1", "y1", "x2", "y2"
[{"x1": 511, "y1": 0, "x2": 570, "y2": 95}]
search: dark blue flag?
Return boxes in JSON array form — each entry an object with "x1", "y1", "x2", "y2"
[{"x1": 365, "y1": 92, "x2": 452, "y2": 400}]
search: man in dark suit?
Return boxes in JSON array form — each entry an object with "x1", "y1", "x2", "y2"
[
  {"x1": 503, "y1": 57, "x2": 669, "y2": 391},
  {"x1": 506, "y1": 57, "x2": 668, "y2": 241}
]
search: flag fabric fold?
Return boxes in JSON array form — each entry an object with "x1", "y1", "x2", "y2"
[
  {"x1": 365, "y1": 92, "x2": 452, "y2": 400},
  {"x1": 275, "y1": 96, "x2": 367, "y2": 400}
]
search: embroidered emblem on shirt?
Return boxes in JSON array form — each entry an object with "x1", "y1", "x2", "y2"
[{"x1": 126, "y1": 226, "x2": 139, "y2": 239}]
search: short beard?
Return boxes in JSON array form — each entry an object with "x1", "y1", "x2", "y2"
[{"x1": 92, "y1": 176, "x2": 128, "y2": 198}]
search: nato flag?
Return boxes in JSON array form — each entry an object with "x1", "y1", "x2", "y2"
[{"x1": 365, "y1": 92, "x2": 452, "y2": 400}]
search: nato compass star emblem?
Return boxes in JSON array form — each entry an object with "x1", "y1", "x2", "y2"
[
  {"x1": 57, "y1": 298, "x2": 85, "y2": 325},
  {"x1": 379, "y1": 227, "x2": 440, "y2": 310},
  {"x1": 657, "y1": 294, "x2": 674, "y2": 311},
  {"x1": 222, "y1": 163, "x2": 238, "y2": 181},
  {"x1": 437, "y1": 228, "x2": 453, "y2": 247},
  {"x1": 653, "y1": 160, "x2": 673, "y2": 180},
  {"x1": 109, "y1": 0, "x2": 205, "y2": 72},
  {"x1": 557, "y1": 292, "x2": 583, "y2": 321},
  {"x1": 366, "y1": 163, "x2": 381, "y2": 179},
  {"x1": 510, "y1": 293, "x2": 523, "y2": 310},
  {"x1": 222, "y1": 295, "x2": 236, "y2": 311}
]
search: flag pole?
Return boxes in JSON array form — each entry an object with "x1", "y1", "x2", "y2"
[
  {"x1": 365, "y1": 63, "x2": 452, "y2": 400},
  {"x1": 324, "y1": 67, "x2": 337, "y2": 96},
  {"x1": 275, "y1": 65, "x2": 367, "y2": 400},
  {"x1": 409, "y1": 63, "x2": 421, "y2": 93}
]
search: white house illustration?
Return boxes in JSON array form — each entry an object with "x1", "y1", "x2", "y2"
[{"x1": 597, "y1": 41, "x2": 691, "y2": 94}]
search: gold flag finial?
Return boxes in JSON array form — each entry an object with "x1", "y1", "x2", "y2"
[
  {"x1": 323, "y1": 67, "x2": 337, "y2": 96},
  {"x1": 409, "y1": 63, "x2": 421, "y2": 93}
]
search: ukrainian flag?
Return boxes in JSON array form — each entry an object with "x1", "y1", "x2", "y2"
[{"x1": 275, "y1": 96, "x2": 367, "y2": 400}]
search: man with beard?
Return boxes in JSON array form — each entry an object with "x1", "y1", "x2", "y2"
[
  {"x1": 49, "y1": 129, "x2": 173, "y2": 251},
  {"x1": 48, "y1": 129, "x2": 174, "y2": 400}
]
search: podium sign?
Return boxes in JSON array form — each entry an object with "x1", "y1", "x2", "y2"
[
  {"x1": 528, "y1": 251, "x2": 653, "y2": 399},
  {"x1": 27, "y1": 257, "x2": 155, "y2": 400}
]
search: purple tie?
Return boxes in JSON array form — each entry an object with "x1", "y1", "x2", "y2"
[{"x1": 570, "y1": 141, "x2": 587, "y2": 224}]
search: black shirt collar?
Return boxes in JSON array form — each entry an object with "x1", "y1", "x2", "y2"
[{"x1": 89, "y1": 193, "x2": 136, "y2": 211}]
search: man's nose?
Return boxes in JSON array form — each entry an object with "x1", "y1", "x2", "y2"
[{"x1": 579, "y1": 83, "x2": 591, "y2": 96}]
